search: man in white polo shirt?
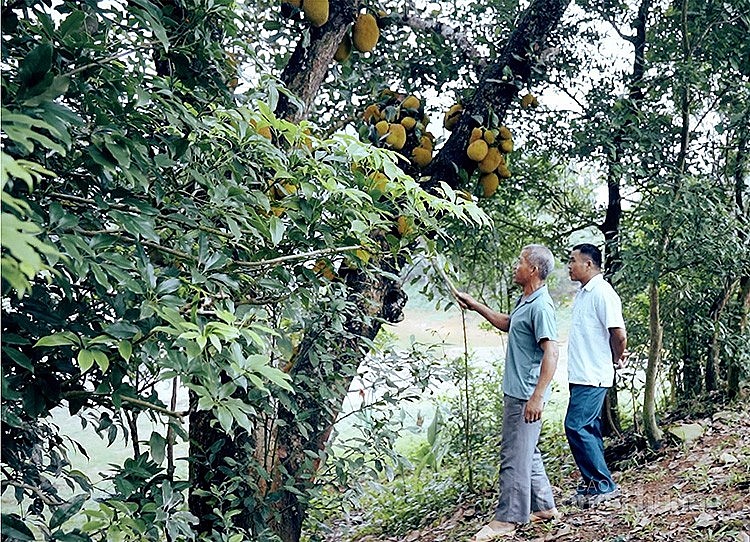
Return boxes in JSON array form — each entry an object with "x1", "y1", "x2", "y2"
[{"x1": 565, "y1": 243, "x2": 627, "y2": 507}]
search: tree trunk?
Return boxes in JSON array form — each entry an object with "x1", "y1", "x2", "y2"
[
  {"x1": 599, "y1": 0, "x2": 652, "y2": 437},
  {"x1": 643, "y1": 280, "x2": 663, "y2": 449}
]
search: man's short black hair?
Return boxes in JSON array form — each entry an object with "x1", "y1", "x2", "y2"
[{"x1": 572, "y1": 243, "x2": 602, "y2": 269}]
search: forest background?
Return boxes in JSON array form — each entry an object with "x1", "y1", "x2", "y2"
[{"x1": 1, "y1": 0, "x2": 749, "y2": 541}]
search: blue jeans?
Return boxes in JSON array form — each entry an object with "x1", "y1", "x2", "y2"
[{"x1": 564, "y1": 385, "x2": 617, "y2": 495}]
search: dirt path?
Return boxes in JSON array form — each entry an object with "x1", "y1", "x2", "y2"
[{"x1": 350, "y1": 403, "x2": 750, "y2": 542}]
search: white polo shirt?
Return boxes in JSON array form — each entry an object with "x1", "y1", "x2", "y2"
[{"x1": 568, "y1": 273, "x2": 625, "y2": 387}]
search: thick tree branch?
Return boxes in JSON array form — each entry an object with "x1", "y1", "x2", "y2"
[{"x1": 424, "y1": 0, "x2": 572, "y2": 187}]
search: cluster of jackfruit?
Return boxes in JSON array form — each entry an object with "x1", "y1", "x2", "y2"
[
  {"x1": 465, "y1": 125, "x2": 514, "y2": 198},
  {"x1": 333, "y1": 12, "x2": 381, "y2": 63},
  {"x1": 360, "y1": 90, "x2": 434, "y2": 171}
]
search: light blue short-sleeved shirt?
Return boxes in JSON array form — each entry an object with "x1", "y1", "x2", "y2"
[{"x1": 503, "y1": 285, "x2": 558, "y2": 401}]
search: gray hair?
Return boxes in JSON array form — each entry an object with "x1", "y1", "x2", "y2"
[{"x1": 522, "y1": 244, "x2": 555, "y2": 280}]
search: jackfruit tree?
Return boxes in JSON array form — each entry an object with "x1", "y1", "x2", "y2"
[{"x1": 3, "y1": 0, "x2": 749, "y2": 541}]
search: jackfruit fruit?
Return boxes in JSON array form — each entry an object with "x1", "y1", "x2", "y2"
[
  {"x1": 420, "y1": 135, "x2": 433, "y2": 151},
  {"x1": 497, "y1": 165, "x2": 512, "y2": 178},
  {"x1": 396, "y1": 215, "x2": 412, "y2": 236},
  {"x1": 363, "y1": 104, "x2": 380, "y2": 123},
  {"x1": 258, "y1": 126, "x2": 272, "y2": 140},
  {"x1": 466, "y1": 139, "x2": 489, "y2": 162},
  {"x1": 386, "y1": 123, "x2": 406, "y2": 150},
  {"x1": 412, "y1": 147, "x2": 432, "y2": 167},
  {"x1": 375, "y1": 120, "x2": 389, "y2": 136},
  {"x1": 483, "y1": 130, "x2": 497, "y2": 144},
  {"x1": 302, "y1": 0, "x2": 329, "y2": 27},
  {"x1": 400, "y1": 116, "x2": 417, "y2": 130},
  {"x1": 470, "y1": 127, "x2": 484, "y2": 143},
  {"x1": 499, "y1": 139, "x2": 514, "y2": 153},
  {"x1": 352, "y1": 13, "x2": 379, "y2": 52},
  {"x1": 334, "y1": 34, "x2": 352, "y2": 62},
  {"x1": 479, "y1": 147, "x2": 503, "y2": 173},
  {"x1": 355, "y1": 249, "x2": 371, "y2": 264},
  {"x1": 531, "y1": 96, "x2": 539, "y2": 108},
  {"x1": 521, "y1": 93, "x2": 535, "y2": 108},
  {"x1": 313, "y1": 258, "x2": 335, "y2": 280},
  {"x1": 480, "y1": 173, "x2": 499, "y2": 198},
  {"x1": 401, "y1": 95, "x2": 420, "y2": 110},
  {"x1": 370, "y1": 172, "x2": 388, "y2": 192},
  {"x1": 444, "y1": 103, "x2": 463, "y2": 130},
  {"x1": 498, "y1": 126, "x2": 512, "y2": 140}
]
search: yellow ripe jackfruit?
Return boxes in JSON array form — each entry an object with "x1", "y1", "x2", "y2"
[
  {"x1": 401, "y1": 95, "x2": 420, "y2": 110},
  {"x1": 498, "y1": 126, "x2": 512, "y2": 140},
  {"x1": 499, "y1": 139, "x2": 514, "y2": 153},
  {"x1": 400, "y1": 116, "x2": 417, "y2": 130},
  {"x1": 480, "y1": 173, "x2": 500, "y2": 198},
  {"x1": 352, "y1": 13, "x2": 379, "y2": 52},
  {"x1": 396, "y1": 215, "x2": 412, "y2": 236},
  {"x1": 412, "y1": 147, "x2": 432, "y2": 167},
  {"x1": 375, "y1": 120, "x2": 389, "y2": 136},
  {"x1": 483, "y1": 130, "x2": 497, "y2": 144},
  {"x1": 258, "y1": 126, "x2": 272, "y2": 140},
  {"x1": 355, "y1": 249, "x2": 371, "y2": 264},
  {"x1": 334, "y1": 34, "x2": 352, "y2": 62},
  {"x1": 521, "y1": 93, "x2": 535, "y2": 108},
  {"x1": 313, "y1": 258, "x2": 335, "y2": 280},
  {"x1": 370, "y1": 172, "x2": 388, "y2": 192},
  {"x1": 363, "y1": 104, "x2": 380, "y2": 123},
  {"x1": 470, "y1": 127, "x2": 484, "y2": 143},
  {"x1": 466, "y1": 139, "x2": 489, "y2": 162},
  {"x1": 386, "y1": 123, "x2": 406, "y2": 150},
  {"x1": 443, "y1": 103, "x2": 463, "y2": 130},
  {"x1": 302, "y1": 0, "x2": 329, "y2": 27},
  {"x1": 497, "y1": 165, "x2": 512, "y2": 178},
  {"x1": 420, "y1": 135, "x2": 433, "y2": 151},
  {"x1": 479, "y1": 147, "x2": 503, "y2": 173}
]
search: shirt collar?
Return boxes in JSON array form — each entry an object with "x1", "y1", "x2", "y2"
[
  {"x1": 582, "y1": 273, "x2": 604, "y2": 292},
  {"x1": 520, "y1": 284, "x2": 548, "y2": 304}
]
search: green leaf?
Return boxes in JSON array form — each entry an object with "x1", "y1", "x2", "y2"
[
  {"x1": 1, "y1": 513, "x2": 34, "y2": 540},
  {"x1": 35, "y1": 331, "x2": 80, "y2": 347},
  {"x1": 78, "y1": 349, "x2": 95, "y2": 373},
  {"x1": 269, "y1": 215, "x2": 285, "y2": 246},
  {"x1": 149, "y1": 431, "x2": 167, "y2": 464},
  {"x1": 91, "y1": 350, "x2": 109, "y2": 372},
  {"x1": 50, "y1": 493, "x2": 87, "y2": 529},
  {"x1": 59, "y1": 10, "x2": 86, "y2": 36},
  {"x1": 118, "y1": 340, "x2": 132, "y2": 361},
  {"x1": 18, "y1": 42, "x2": 53, "y2": 88}
]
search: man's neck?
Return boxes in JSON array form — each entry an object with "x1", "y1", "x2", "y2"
[
  {"x1": 522, "y1": 279, "x2": 544, "y2": 297},
  {"x1": 580, "y1": 271, "x2": 602, "y2": 287}
]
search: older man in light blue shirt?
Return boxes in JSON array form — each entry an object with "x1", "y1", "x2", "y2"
[{"x1": 457, "y1": 244, "x2": 560, "y2": 540}]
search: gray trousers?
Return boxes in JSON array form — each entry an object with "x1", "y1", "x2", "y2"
[{"x1": 494, "y1": 394, "x2": 556, "y2": 523}]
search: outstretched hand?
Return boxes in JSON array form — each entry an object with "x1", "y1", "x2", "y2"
[{"x1": 454, "y1": 291, "x2": 475, "y2": 311}]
